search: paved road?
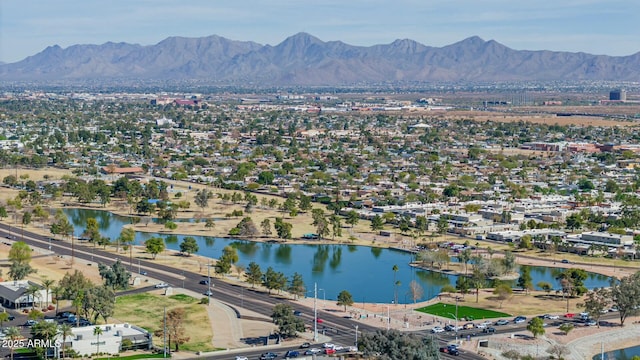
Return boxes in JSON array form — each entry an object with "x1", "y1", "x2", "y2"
[{"x1": 0, "y1": 222, "x2": 485, "y2": 360}]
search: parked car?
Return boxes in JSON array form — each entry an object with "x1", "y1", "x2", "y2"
[
  {"x1": 561, "y1": 259, "x2": 570, "y2": 264},
  {"x1": 24, "y1": 320, "x2": 37, "y2": 326},
  {"x1": 431, "y1": 326, "x2": 445, "y2": 333},
  {"x1": 585, "y1": 319, "x2": 597, "y2": 327},
  {"x1": 495, "y1": 319, "x2": 509, "y2": 326},
  {"x1": 483, "y1": 327, "x2": 497, "y2": 334}
]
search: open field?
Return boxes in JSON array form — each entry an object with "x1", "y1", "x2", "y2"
[
  {"x1": 415, "y1": 302, "x2": 511, "y2": 320},
  {"x1": 113, "y1": 293, "x2": 214, "y2": 352},
  {"x1": 443, "y1": 110, "x2": 639, "y2": 127}
]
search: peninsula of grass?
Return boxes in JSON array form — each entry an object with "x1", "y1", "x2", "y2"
[
  {"x1": 113, "y1": 293, "x2": 213, "y2": 352},
  {"x1": 416, "y1": 303, "x2": 510, "y2": 320}
]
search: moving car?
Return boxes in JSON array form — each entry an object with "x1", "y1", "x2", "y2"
[
  {"x1": 199, "y1": 280, "x2": 209, "y2": 285},
  {"x1": 495, "y1": 319, "x2": 509, "y2": 326},
  {"x1": 324, "y1": 348, "x2": 336, "y2": 355},
  {"x1": 322, "y1": 343, "x2": 335, "y2": 349},
  {"x1": 259, "y1": 352, "x2": 278, "y2": 360},
  {"x1": 203, "y1": 290, "x2": 213, "y2": 296},
  {"x1": 463, "y1": 322, "x2": 475, "y2": 329},
  {"x1": 483, "y1": 327, "x2": 497, "y2": 334},
  {"x1": 440, "y1": 345, "x2": 460, "y2": 356},
  {"x1": 235, "y1": 357, "x2": 249, "y2": 360},
  {"x1": 299, "y1": 342, "x2": 311, "y2": 349},
  {"x1": 514, "y1": 316, "x2": 527, "y2": 324},
  {"x1": 155, "y1": 282, "x2": 169, "y2": 288},
  {"x1": 285, "y1": 350, "x2": 299, "y2": 358},
  {"x1": 431, "y1": 326, "x2": 445, "y2": 333},
  {"x1": 475, "y1": 323, "x2": 487, "y2": 329}
]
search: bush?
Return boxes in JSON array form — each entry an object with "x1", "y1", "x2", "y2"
[{"x1": 199, "y1": 297, "x2": 209, "y2": 305}]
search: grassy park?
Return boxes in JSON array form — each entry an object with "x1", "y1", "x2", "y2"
[
  {"x1": 416, "y1": 302, "x2": 511, "y2": 321},
  {"x1": 113, "y1": 293, "x2": 214, "y2": 352}
]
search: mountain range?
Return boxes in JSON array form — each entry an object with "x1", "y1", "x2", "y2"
[{"x1": 1, "y1": 32, "x2": 639, "y2": 85}]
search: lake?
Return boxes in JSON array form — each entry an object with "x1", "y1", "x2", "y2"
[{"x1": 62, "y1": 208, "x2": 613, "y2": 304}]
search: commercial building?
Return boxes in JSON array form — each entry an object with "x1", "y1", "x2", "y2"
[
  {"x1": 609, "y1": 89, "x2": 627, "y2": 101},
  {"x1": 57, "y1": 323, "x2": 152, "y2": 356},
  {"x1": 0, "y1": 281, "x2": 51, "y2": 309}
]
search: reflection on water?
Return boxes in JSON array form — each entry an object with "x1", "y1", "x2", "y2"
[
  {"x1": 62, "y1": 208, "x2": 614, "y2": 304},
  {"x1": 593, "y1": 345, "x2": 640, "y2": 360}
]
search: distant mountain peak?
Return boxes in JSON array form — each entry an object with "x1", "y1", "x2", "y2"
[{"x1": 1, "y1": 33, "x2": 638, "y2": 84}]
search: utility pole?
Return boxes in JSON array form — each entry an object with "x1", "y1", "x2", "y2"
[
  {"x1": 207, "y1": 260, "x2": 211, "y2": 307},
  {"x1": 163, "y1": 306, "x2": 167, "y2": 358},
  {"x1": 354, "y1": 324, "x2": 358, "y2": 346}
]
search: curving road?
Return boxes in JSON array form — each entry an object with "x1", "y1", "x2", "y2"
[{"x1": 0, "y1": 222, "x2": 486, "y2": 360}]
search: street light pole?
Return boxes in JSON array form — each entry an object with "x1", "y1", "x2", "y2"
[
  {"x1": 314, "y1": 282, "x2": 318, "y2": 342},
  {"x1": 354, "y1": 324, "x2": 358, "y2": 346},
  {"x1": 455, "y1": 296, "x2": 459, "y2": 341},
  {"x1": 387, "y1": 305, "x2": 390, "y2": 331}
]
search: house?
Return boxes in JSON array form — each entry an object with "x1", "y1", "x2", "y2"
[
  {"x1": 0, "y1": 280, "x2": 51, "y2": 309},
  {"x1": 56, "y1": 323, "x2": 152, "y2": 356}
]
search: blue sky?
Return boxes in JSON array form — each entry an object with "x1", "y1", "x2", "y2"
[{"x1": 1, "y1": 0, "x2": 638, "y2": 63}]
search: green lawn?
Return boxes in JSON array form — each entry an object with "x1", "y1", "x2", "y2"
[{"x1": 415, "y1": 303, "x2": 511, "y2": 320}]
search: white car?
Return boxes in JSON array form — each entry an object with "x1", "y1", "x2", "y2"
[
  {"x1": 480, "y1": 320, "x2": 493, "y2": 326},
  {"x1": 155, "y1": 282, "x2": 169, "y2": 288},
  {"x1": 347, "y1": 346, "x2": 358, "y2": 352},
  {"x1": 431, "y1": 326, "x2": 445, "y2": 333},
  {"x1": 235, "y1": 357, "x2": 248, "y2": 360},
  {"x1": 546, "y1": 314, "x2": 560, "y2": 320},
  {"x1": 475, "y1": 323, "x2": 487, "y2": 329},
  {"x1": 333, "y1": 345, "x2": 344, "y2": 351},
  {"x1": 322, "y1": 343, "x2": 335, "y2": 349},
  {"x1": 309, "y1": 348, "x2": 322, "y2": 354}
]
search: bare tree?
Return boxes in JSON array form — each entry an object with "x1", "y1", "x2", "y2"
[{"x1": 407, "y1": 280, "x2": 424, "y2": 303}]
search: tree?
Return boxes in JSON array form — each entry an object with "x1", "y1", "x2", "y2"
[
  {"x1": 263, "y1": 267, "x2": 281, "y2": 294},
  {"x1": 59, "y1": 323, "x2": 73, "y2": 357},
  {"x1": 579, "y1": 287, "x2": 610, "y2": 328},
  {"x1": 407, "y1": 280, "x2": 424, "y2": 303},
  {"x1": 59, "y1": 270, "x2": 93, "y2": 301},
  {"x1": 5, "y1": 326, "x2": 21, "y2": 360},
  {"x1": 245, "y1": 262, "x2": 263, "y2": 288},
  {"x1": 493, "y1": 283, "x2": 512, "y2": 308},
  {"x1": 330, "y1": 214, "x2": 342, "y2": 240},
  {"x1": 526, "y1": 317, "x2": 545, "y2": 338},
  {"x1": 93, "y1": 326, "x2": 103, "y2": 354},
  {"x1": 392, "y1": 264, "x2": 399, "y2": 304},
  {"x1": 288, "y1": 272, "x2": 306, "y2": 299},
  {"x1": 274, "y1": 217, "x2": 292, "y2": 239},
  {"x1": 165, "y1": 308, "x2": 190, "y2": 352},
  {"x1": 41, "y1": 278, "x2": 55, "y2": 307},
  {"x1": 458, "y1": 248, "x2": 472, "y2": 275},
  {"x1": 346, "y1": 210, "x2": 359, "y2": 228},
  {"x1": 9, "y1": 241, "x2": 32, "y2": 264},
  {"x1": 503, "y1": 251, "x2": 517, "y2": 273},
  {"x1": 205, "y1": 218, "x2": 215, "y2": 230},
  {"x1": 117, "y1": 227, "x2": 135, "y2": 254},
  {"x1": 216, "y1": 246, "x2": 239, "y2": 276},
  {"x1": 145, "y1": 237, "x2": 165, "y2": 259},
  {"x1": 609, "y1": 272, "x2": 640, "y2": 326},
  {"x1": 358, "y1": 329, "x2": 440, "y2": 360},
  {"x1": 231, "y1": 217, "x2": 259, "y2": 237},
  {"x1": 517, "y1": 267, "x2": 533, "y2": 294},
  {"x1": 271, "y1": 303, "x2": 305, "y2": 338},
  {"x1": 194, "y1": 189, "x2": 213, "y2": 212},
  {"x1": 179, "y1": 236, "x2": 199, "y2": 256},
  {"x1": 98, "y1": 260, "x2": 130, "y2": 290},
  {"x1": 558, "y1": 323, "x2": 574, "y2": 335},
  {"x1": 370, "y1": 215, "x2": 384, "y2": 231},
  {"x1": 0, "y1": 312, "x2": 9, "y2": 329},
  {"x1": 9, "y1": 261, "x2": 36, "y2": 280},
  {"x1": 337, "y1": 290, "x2": 354, "y2": 311},
  {"x1": 537, "y1": 281, "x2": 553, "y2": 295},
  {"x1": 547, "y1": 344, "x2": 568, "y2": 360},
  {"x1": 260, "y1": 218, "x2": 272, "y2": 237}
]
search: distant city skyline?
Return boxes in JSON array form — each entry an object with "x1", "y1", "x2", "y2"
[{"x1": 1, "y1": 0, "x2": 638, "y2": 63}]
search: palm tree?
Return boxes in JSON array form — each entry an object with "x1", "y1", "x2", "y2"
[
  {"x1": 0, "y1": 312, "x2": 8, "y2": 329},
  {"x1": 59, "y1": 323, "x2": 73, "y2": 359},
  {"x1": 392, "y1": 264, "x2": 399, "y2": 304},
  {"x1": 25, "y1": 284, "x2": 41, "y2": 310},
  {"x1": 5, "y1": 326, "x2": 21, "y2": 360},
  {"x1": 51, "y1": 286, "x2": 62, "y2": 314},
  {"x1": 93, "y1": 326, "x2": 103, "y2": 355},
  {"x1": 41, "y1": 279, "x2": 55, "y2": 308}
]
